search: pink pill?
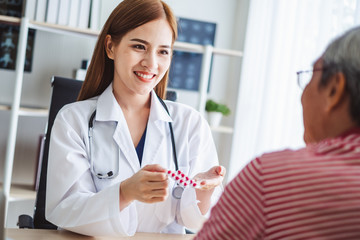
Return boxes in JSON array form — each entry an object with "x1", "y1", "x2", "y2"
[
  {"x1": 171, "y1": 173, "x2": 175, "y2": 177},
  {"x1": 167, "y1": 170, "x2": 171, "y2": 174},
  {"x1": 193, "y1": 183, "x2": 197, "y2": 187},
  {"x1": 175, "y1": 177, "x2": 179, "y2": 180}
]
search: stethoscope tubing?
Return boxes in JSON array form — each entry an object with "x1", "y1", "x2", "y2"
[
  {"x1": 88, "y1": 96, "x2": 179, "y2": 176},
  {"x1": 87, "y1": 95, "x2": 183, "y2": 198},
  {"x1": 88, "y1": 110, "x2": 120, "y2": 179}
]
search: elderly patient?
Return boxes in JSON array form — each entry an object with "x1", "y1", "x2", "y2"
[{"x1": 195, "y1": 26, "x2": 360, "y2": 240}]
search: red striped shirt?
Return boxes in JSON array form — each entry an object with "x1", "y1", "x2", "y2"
[{"x1": 195, "y1": 129, "x2": 360, "y2": 240}]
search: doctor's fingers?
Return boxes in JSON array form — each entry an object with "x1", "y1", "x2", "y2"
[
  {"x1": 146, "y1": 179, "x2": 169, "y2": 189},
  {"x1": 141, "y1": 171, "x2": 168, "y2": 181},
  {"x1": 137, "y1": 179, "x2": 168, "y2": 194},
  {"x1": 142, "y1": 164, "x2": 167, "y2": 173},
  {"x1": 139, "y1": 188, "x2": 169, "y2": 203}
]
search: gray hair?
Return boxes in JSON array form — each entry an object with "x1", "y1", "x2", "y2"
[{"x1": 321, "y1": 26, "x2": 360, "y2": 125}]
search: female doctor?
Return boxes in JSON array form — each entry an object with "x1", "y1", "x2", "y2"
[{"x1": 46, "y1": 0, "x2": 225, "y2": 237}]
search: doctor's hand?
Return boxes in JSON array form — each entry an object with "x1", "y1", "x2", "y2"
[
  {"x1": 119, "y1": 164, "x2": 168, "y2": 210},
  {"x1": 193, "y1": 166, "x2": 226, "y2": 190}
]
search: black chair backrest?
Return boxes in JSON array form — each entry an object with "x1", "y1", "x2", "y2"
[
  {"x1": 33, "y1": 76, "x2": 176, "y2": 229},
  {"x1": 33, "y1": 76, "x2": 83, "y2": 229}
]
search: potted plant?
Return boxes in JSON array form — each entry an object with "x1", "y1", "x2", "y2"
[{"x1": 205, "y1": 99, "x2": 231, "y2": 127}]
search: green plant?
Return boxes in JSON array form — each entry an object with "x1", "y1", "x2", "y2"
[{"x1": 205, "y1": 99, "x2": 231, "y2": 116}]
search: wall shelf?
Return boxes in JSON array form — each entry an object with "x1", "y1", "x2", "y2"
[
  {"x1": 0, "y1": 15, "x2": 243, "y2": 56},
  {"x1": 1, "y1": 184, "x2": 36, "y2": 201},
  {"x1": 9, "y1": 184, "x2": 36, "y2": 201},
  {"x1": 0, "y1": 104, "x2": 48, "y2": 117},
  {"x1": 29, "y1": 20, "x2": 99, "y2": 38},
  {"x1": 0, "y1": 15, "x2": 20, "y2": 24}
]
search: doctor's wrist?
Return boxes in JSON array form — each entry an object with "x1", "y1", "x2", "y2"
[{"x1": 119, "y1": 180, "x2": 134, "y2": 211}]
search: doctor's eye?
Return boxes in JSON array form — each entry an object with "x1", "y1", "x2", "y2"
[
  {"x1": 132, "y1": 44, "x2": 146, "y2": 50},
  {"x1": 159, "y1": 49, "x2": 170, "y2": 55}
]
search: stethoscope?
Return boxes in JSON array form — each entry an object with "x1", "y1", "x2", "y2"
[{"x1": 88, "y1": 95, "x2": 185, "y2": 199}]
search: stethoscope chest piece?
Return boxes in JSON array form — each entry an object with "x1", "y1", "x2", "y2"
[{"x1": 172, "y1": 184, "x2": 184, "y2": 199}]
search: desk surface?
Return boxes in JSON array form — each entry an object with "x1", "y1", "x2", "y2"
[{"x1": 5, "y1": 228, "x2": 195, "y2": 240}]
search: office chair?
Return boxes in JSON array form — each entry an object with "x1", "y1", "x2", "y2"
[
  {"x1": 18, "y1": 76, "x2": 177, "y2": 229},
  {"x1": 18, "y1": 76, "x2": 83, "y2": 229}
]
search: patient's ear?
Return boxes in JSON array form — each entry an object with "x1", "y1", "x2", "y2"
[
  {"x1": 325, "y1": 72, "x2": 346, "y2": 112},
  {"x1": 105, "y1": 35, "x2": 114, "y2": 60}
]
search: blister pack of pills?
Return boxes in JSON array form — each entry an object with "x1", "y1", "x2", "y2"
[{"x1": 167, "y1": 170, "x2": 201, "y2": 189}]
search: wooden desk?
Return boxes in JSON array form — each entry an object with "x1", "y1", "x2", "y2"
[{"x1": 5, "y1": 228, "x2": 195, "y2": 240}]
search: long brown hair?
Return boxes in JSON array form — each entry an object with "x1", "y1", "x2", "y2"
[{"x1": 77, "y1": 0, "x2": 178, "y2": 101}]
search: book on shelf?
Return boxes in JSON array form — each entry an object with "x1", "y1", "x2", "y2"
[
  {"x1": 45, "y1": 0, "x2": 59, "y2": 24},
  {"x1": 99, "y1": 0, "x2": 118, "y2": 28},
  {"x1": 89, "y1": 0, "x2": 100, "y2": 30},
  {"x1": 68, "y1": 0, "x2": 80, "y2": 27},
  {"x1": 57, "y1": 0, "x2": 70, "y2": 26},
  {"x1": 24, "y1": 0, "x2": 37, "y2": 20},
  {"x1": 77, "y1": 0, "x2": 90, "y2": 29},
  {"x1": 35, "y1": 0, "x2": 47, "y2": 22}
]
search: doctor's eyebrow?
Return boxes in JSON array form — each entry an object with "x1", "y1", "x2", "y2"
[{"x1": 130, "y1": 38, "x2": 171, "y2": 49}]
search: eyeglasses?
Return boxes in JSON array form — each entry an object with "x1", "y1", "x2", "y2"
[{"x1": 296, "y1": 69, "x2": 323, "y2": 89}]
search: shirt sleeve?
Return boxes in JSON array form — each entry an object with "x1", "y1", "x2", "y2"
[
  {"x1": 194, "y1": 157, "x2": 265, "y2": 240},
  {"x1": 46, "y1": 111, "x2": 137, "y2": 237}
]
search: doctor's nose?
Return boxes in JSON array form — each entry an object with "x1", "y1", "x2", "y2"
[{"x1": 141, "y1": 52, "x2": 158, "y2": 70}]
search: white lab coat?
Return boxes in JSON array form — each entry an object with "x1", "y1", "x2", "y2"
[{"x1": 46, "y1": 84, "x2": 221, "y2": 237}]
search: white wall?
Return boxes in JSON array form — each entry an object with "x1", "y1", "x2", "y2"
[{"x1": 0, "y1": 0, "x2": 249, "y2": 184}]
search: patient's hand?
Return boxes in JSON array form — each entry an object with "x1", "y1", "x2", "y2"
[{"x1": 193, "y1": 166, "x2": 226, "y2": 190}]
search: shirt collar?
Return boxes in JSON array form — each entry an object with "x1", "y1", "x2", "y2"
[
  {"x1": 95, "y1": 83, "x2": 123, "y2": 122},
  {"x1": 314, "y1": 127, "x2": 360, "y2": 155},
  {"x1": 95, "y1": 85, "x2": 172, "y2": 123},
  {"x1": 337, "y1": 127, "x2": 360, "y2": 138},
  {"x1": 149, "y1": 90, "x2": 173, "y2": 123}
]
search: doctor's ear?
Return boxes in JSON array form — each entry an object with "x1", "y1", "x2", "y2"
[{"x1": 105, "y1": 35, "x2": 115, "y2": 60}]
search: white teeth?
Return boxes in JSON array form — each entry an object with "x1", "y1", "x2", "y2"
[{"x1": 136, "y1": 72, "x2": 154, "y2": 79}]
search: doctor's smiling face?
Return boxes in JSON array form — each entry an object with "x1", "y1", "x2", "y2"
[{"x1": 105, "y1": 18, "x2": 173, "y2": 97}]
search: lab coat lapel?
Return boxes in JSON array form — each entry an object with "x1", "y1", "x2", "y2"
[
  {"x1": 96, "y1": 84, "x2": 140, "y2": 173},
  {"x1": 141, "y1": 92, "x2": 173, "y2": 167},
  {"x1": 113, "y1": 119, "x2": 140, "y2": 173}
]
